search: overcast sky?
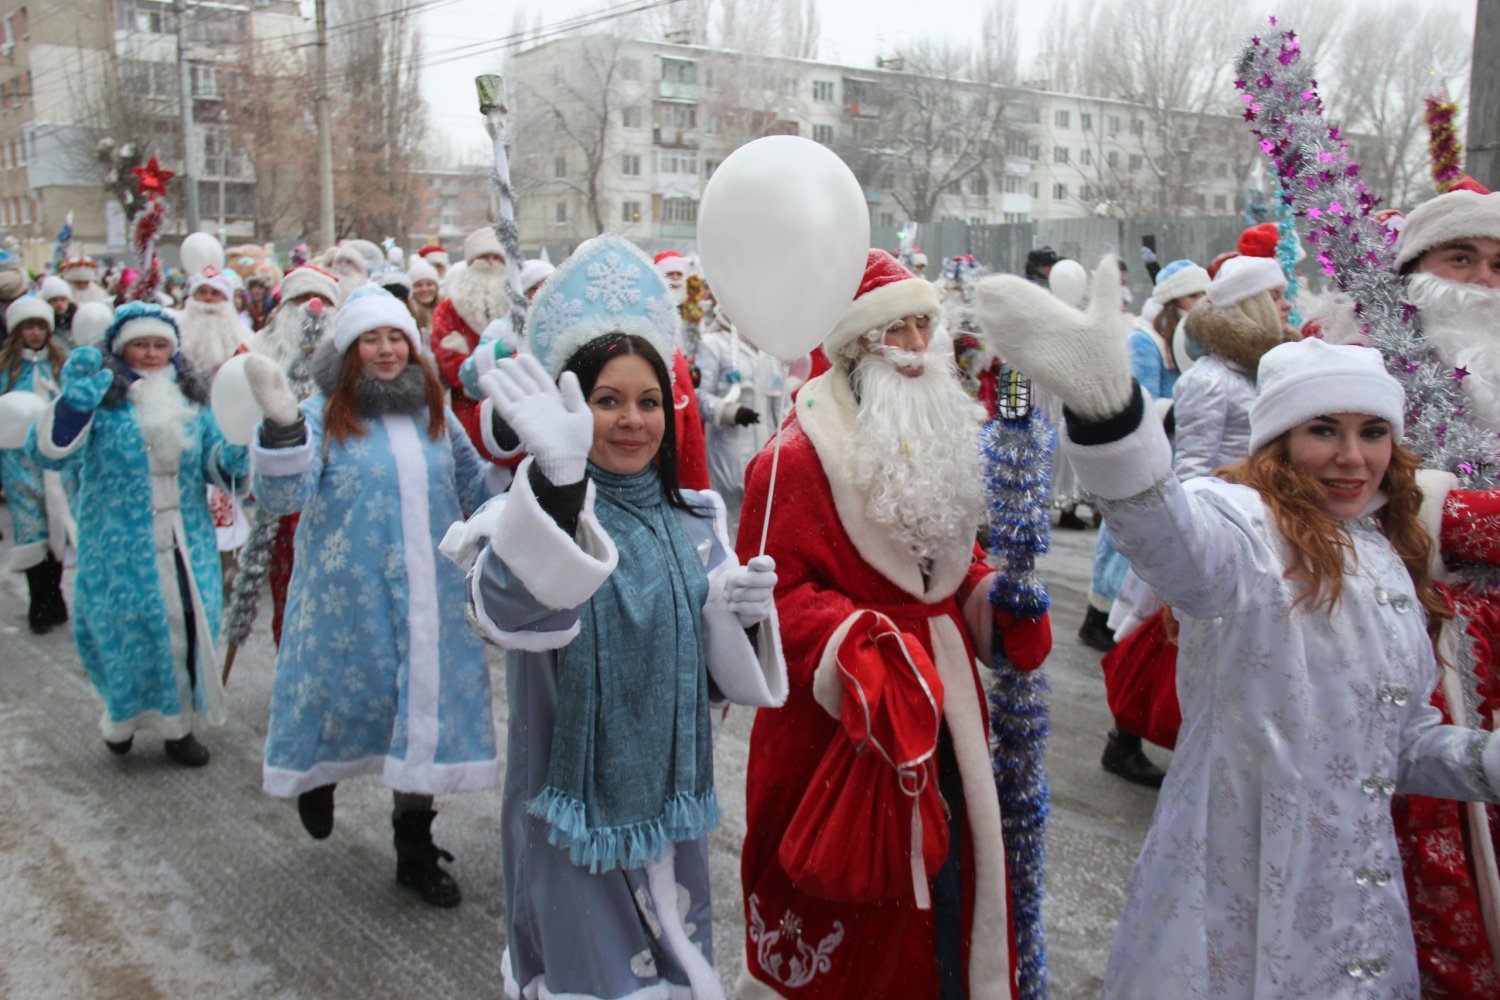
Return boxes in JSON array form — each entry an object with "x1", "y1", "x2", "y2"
[{"x1": 418, "y1": 0, "x2": 1048, "y2": 158}]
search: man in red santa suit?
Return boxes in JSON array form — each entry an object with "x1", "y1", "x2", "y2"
[
  {"x1": 653, "y1": 248, "x2": 712, "y2": 489},
  {"x1": 1388, "y1": 185, "x2": 1500, "y2": 998},
  {"x1": 734, "y1": 250, "x2": 1051, "y2": 1000}
]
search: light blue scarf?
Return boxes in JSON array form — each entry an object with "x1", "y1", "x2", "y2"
[{"x1": 529, "y1": 462, "x2": 717, "y2": 872}]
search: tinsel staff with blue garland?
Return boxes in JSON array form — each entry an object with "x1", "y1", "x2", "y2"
[
  {"x1": 1273, "y1": 177, "x2": 1302, "y2": 328},
  {"x1": 476, "y1": 73, "x2": 527, "y2": 335},
  {"x1": 982, "y1": 367, "x2": 1055, "y2": 1000},
  {"x1": 52, "y1": 212, "x2": 73, "y2": 274}
]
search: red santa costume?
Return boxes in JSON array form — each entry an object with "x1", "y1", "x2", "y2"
[
  {"x1": 735, "y1": 251, "x2": 1050, "y2": 1000},
  {"x1": 1391, "y1": 187, "x2": 1500, "y2": 997},
  {"x1": 431, "y1": 226, "x2": 524, "y2": 471}
]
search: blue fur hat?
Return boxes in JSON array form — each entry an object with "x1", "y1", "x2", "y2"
[
  {"x1": 104, "y1": 301, "x2": 178, "y2": 355},
  {"x1": 525, "y1": 234, "x2": 680, "y2": 379}
]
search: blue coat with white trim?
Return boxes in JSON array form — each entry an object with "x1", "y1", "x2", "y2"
[{"x1": 253, "y1": 392, "x2": 497, "y2": 797}]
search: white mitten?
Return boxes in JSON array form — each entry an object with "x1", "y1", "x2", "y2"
[
  {"x1": 974, "y1": 255, "x2": 1132, "y2": 421},
  {"x1": 726, "y1": 555, "x2": 777, "y2": 627},
  {"x1": 243, "y1": 354, "x2": 301, "y2": 425},
  {"x1": 479, "y1": 353, "x2": 593, "y2": 484}
]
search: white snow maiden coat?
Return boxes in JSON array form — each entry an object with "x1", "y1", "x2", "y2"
[
  {"x1": 441, "y1": 457, "x2": 787, "y2": 1000},
  {"x1": 1064, "y1": 399, "x2": 1500, "y2": 999}
]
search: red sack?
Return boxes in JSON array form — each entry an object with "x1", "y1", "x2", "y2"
[
  {"x1": 779, "y1": 611, "x2": 949, "y2": 906},
  {"x1": 1101, "y1": 609, "x2": 1182, "y2": 749}
]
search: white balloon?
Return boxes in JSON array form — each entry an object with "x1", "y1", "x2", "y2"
[
  {"x1": 698, "y1": 136, "x2": 869, "y2": 363},
  {"x1": 1047, "y1": 259, "x2": 1088, "y2": 308},
  {"x1": 71, "y1": 301, "x2": 115, "y2": 349},
  {"x1": 181, "y1": 231, "x2": 225, "y2": 276},
  {"x1": 210, "y1": 353, "x2": 263, "y2": 446},
  {"x1": 0, "y1": 390, "x2": 45, "y2": 449}
]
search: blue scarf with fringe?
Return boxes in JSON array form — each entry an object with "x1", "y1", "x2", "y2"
[{"x1": 529, "y1": 462, "x2": 717, "y2": 872}]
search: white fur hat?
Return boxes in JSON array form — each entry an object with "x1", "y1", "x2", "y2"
[
  {"x1": 39, "y1": 275, "x2": 73, "y2": 303},
  {"x1": 189, "y1": 266, "x2": 233, "y2": 300},
  {"x1": 463, "y1": 226, "x2": 505, "y2": 265},
  {"x1": 1249, "y1": 338, "x2": 1404, "y2": 452},
  {"x1": 279, "y1": 265, "x2": 340, "y2": 305},
  {"x1": 1150, "y1": 259, "x2": 1210, "y2": 305},
  {"x1": 1206, "y1": 255, "x2": 1286, "y2": 308},
  {"x1": 5, "y1": 295, "x2": 54, "y2": 332},
  {"x1": 1395, "y1": 189, "x2": 1500, "y2": 271},
  {"x1": 519, "y1": 258, "x2": 555, "y2": 294},
  {"x1": 107, "y1": 302, "x2": 179, "y2": 354},
  {"x1": 331, "y1": 285, "x2": 419, "y2": 354},
  {"x1": 406, "y1": 257, "x2": 440, "y2": 285}
]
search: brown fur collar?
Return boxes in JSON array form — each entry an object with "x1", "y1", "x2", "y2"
[{"x1": 1183, "y1": 300, "x2": 1296, "y2": 375}]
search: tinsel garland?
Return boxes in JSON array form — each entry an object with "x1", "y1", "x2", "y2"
[
  {"x1": 223, "y1": 508, "x2": 277, "y2": 648},
  {"x1": 1274, "y1": 177, "x2": 1302, "y2": 328},
  {"x1": 1236, "y1": 19, "x2": 1500, "y2": 491},
  {"x1": 52, "y1": 212, "x2": 73, "y2": 274},
  {"x1": 981, "y1": 378, "x2": 1055, "y2": 1000},
  {"x1": 125, "y1": 197, "x2": 164, "y2": 302},
  {"x1": 1424, "y1": 94, "x2": 1464, "y2": 193}
]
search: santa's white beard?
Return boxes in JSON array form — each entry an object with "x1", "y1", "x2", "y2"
[
  {"x1": 179, "y1": 299, "x2": 246, "y2": 377},
  {"x1": 129, "y1": 369, "x2": 195, "y2": 456},
  {"x1": 1408, "y1": 273, "x2": 1500, "y2": 430},
  {"x1": 448, "y1": 258, "x2": 511, "y2": 332},
  {"x1": 667, "y1": 280, "x2": 687, "y2": 306},
  {"x1": 846, "y1": 349, "x2": 986, "y2": 563},
  {"x1": 255, "y1": 304, "x2": 318, "y2": 369}
]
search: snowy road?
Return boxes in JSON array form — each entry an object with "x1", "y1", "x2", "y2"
[{"x1": 0, "y1": 512, "x2": 1162, "y2": 998}]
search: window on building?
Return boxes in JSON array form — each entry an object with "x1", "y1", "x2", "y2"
[
  {"x1": 657, "y1": 102, "x2": 697, "y2": 129},
  {"x1": 661, "y1": 197, "x2": 697, "y2": 224},
  {"x1": 1053, "y1": 146, "x2": 1069, "y2": 164},
  {"x1": 116, "y1": 0, "x2": 176, "y2": 34},
  {"x1": 2, "y1": 13, "x2": 14, "y2": 48},
  {"x1": 813, "y1": 124, "x2": 834, "y2": 144},
  {"x1": 970, "y1": 173, "x2": 989, "y2": 196},
  {"x1": 656, "y1": 149, "x2": 699, "y2": 175},
  {"x1": 813, "y1": 80, "x2": 835, "y2": 102},
  {"x1": 1128, "y1": 153, "x2": 1143, "y2": 172},
  {"x1": 1030, "y1": 182, "x2": 1039, "y2": 198},
  {"x1": 619, "y1": 57, "x2": 641, "y2": 82},
  {"x1": 1080, "y1": 148, "x2": 1093, "y2": 166},
  {"x1": 1213, "y1": 194, "x2": 1228, "y2": 212},
  {"x1": 553, "y1": 155, "x2": 566, "y2": 178},
  {"x1": 661, "y1": 58, "x2": 697, "y2": 84},
  {"x1": 1054, "y1": 109, "x2": 1070, "y2": 128},
  {"x1": 1003, "y1": 103, "x2": 1040, "y2": 123},
  {"x1": 1003, "y1": 212, "x2": 1028, "y2": 223},
  {"x1": 1130, "y1": 118, "x2": 1145, "y2": 136},
  {"x1": 1053, "y1": 182, "x2": 1069, "y2": 200},
  {"x1": 621, "y1": 106, "x2": 642, "y2": 128},
  {"x1": 555, "y1": 202, "x2": 567, "y2": 224},
  {"x1": 703, "y1": 65, "x2": 715, "y2": 88},
  {"x1": 1004, "y1": 134, "x2": 1030, "y2": 157},
  {"x1": 1106, "y1": 114, "x2": 1121, "y2": 135},
  {"x1": 704, "y1": 158, "x2": 720, "y2": 178},
  {"x1": 622, "y1": 200, "x2": 642, "y2": 223},
  {"x1": 702, "y1": 112, "x2": 720, "y2": 135},
  {"x1": 621, "y1": 153, "x2": 641, "y2": 176},
  {"x1": 1003, "y1": 175, "x2": 1023, "y2": 194},
  {"x1": 780, "y1": 76, "x2": 798, "y2": 97},
  {"x1": 969, "y1": 216, "x2": 986, "y2": 225},
  {"x1": 1081, "y1": 112, "x2": 1093, "y2": 131},
  {"x1": 1107, "y1": 150, "x2": 1119, "y2": 169},
  {"x1": 880, "y1": 211, "x2": 895, "y2": 228}
]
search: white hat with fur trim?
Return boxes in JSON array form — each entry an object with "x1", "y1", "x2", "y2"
[
  {"x1": 406, "y1": 256, "x2": 440, "y2": 286},
  {"x1": 526, "y1": 234, "x2": 678, "y2": 379},
  {"x1": 279, "y1": 264, "x2": 340, "y2": 305},
  {"x1": 825, "y1": 249, "x2": 942, "y2": 360},
  {"x1": 1395, "y1": 189, "x2": 1500, "y2": 271},
  {"x1": 39, "y1": 275, "x2": 73, "y2": 303},
  {"x1": 1249, "y1": 338, "x2": 1404, "y2": 451},
  {"x1": 5, "y1": 295, "x2": 54, "y2": 332},
  {"x1": 519, "y1": 258, "x2": 555, "y2": 294},
  {"x1": 188, "y1": 265, "x2": 234, "y2": 300},
  {"x1": 463, "y1": 226, "x2": 505, "y2": 265},
  {"x1": 331, "y1": 284, "x2": 419, "y2": 354},
  {"x1": 1206, "y1": 255, "x2": 1286, "y2": 308},
  {"x1": 105, "y1": 302, "x2": 179, "y2": 354}
]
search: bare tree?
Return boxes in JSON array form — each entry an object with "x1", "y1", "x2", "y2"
[
  {"x1": 224, "y1": 43, "x2": 320, "y2": 240},
  {"x1": 710, "y1": 0, "x2": 820, "y2": 59}
]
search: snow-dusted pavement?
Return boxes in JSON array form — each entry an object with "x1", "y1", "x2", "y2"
[{"x1": 0, "y1": 512, "x2": 1162, "y2": 998}]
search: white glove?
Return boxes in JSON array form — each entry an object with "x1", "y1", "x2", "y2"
[
  {"x1": 480, "y1": 316, "x2": 521, "y2": 354},
  {"x1": 973, "y1": 255, "x2": 1132, "y2": 421},
  {"x1": 243, "y1": 353, "x2": 301, "y2": 425},
  {"x1": 479, "y1": 353, "x2": 593, "y2": 484},
  {"x1": 726, "y1": 555, "x2": 777, "y2": 628}
]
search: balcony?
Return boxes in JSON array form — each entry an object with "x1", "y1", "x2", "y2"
[
  {"x1": 846, "y1": 101, "x2": 881, "y2": 119},
  {"x1": 653, "y1": 127, "x2": 699, "y2": 148},
  {"x1": 659, "y1": 80, "x2": 698, "y2": 102}
]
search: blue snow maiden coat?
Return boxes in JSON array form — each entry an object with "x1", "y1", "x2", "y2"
[
  {"x1": 1, "y1": 346, "x2": 79, "y2": 569},
  {"x1": 253, "y1": 340, "x2": 498, "y2": 798},
  {"x1": 32, "y1": 347, "x2": 248, "y2": 742}
]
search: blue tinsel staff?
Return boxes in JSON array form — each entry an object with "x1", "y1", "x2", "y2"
[
  {"x1": 1274, "y1": 177, "x2": 1303, "y2": 328},
  {"x1": 982, "y1": 367, "x2": 1055, "y2": 1000},
  {"x1": 52, "y1": 212, "x2": 73, "y2": 274}
]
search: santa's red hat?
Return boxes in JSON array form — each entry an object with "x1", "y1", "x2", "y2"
[
  {"x1": 653, "y1": 249, "x2": 687, "y2": 280},
  {"x1": 1206, "y1": 251, "x2": 1240, "y2": 280},
  {"x1": 417, "y1": 244, "x2": 451, "y2": 269},
  {"x1": 825, "y1": 249, "x2": 942, "y2": 359},
  {"x1": 1237, "y1": 223, "x2": 1279, "y2": 258}
]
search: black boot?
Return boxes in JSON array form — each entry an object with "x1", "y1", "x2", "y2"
[
  {"x1": 393, "y1": 809, "x2": 461, "y2": 908},
  {"x1": 1056, "y1": 508, "x2": 1089, "y2": 530},
  {"x1": 42, "y1": 554, "x2": 68, "y2": 626},
  {"x1": 297, "y1": 784, "x2": 337, "y2": 840},
  {"x1": 1078, "y1": 606, "x2": 1116, "y2": 652},
  {"x1": 164, "y1": 733, "x2": 211, "y2": 767},
  {"x1": 24, "y1": 561, "x2": 52, "y2": 634},
  {"x1": 1102, "y1": 729, "x2": 1165, "y2": 788},
  {"x1": 105, "y1": 736, "x2": 133, "y2": 755}
]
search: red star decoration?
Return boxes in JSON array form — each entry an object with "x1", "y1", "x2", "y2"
[{"x1": 131, "y1": 156, "x2": 175, "y2": 197}]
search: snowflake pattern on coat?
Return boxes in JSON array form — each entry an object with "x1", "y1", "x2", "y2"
[
  {"x1": 1, "y1": 358, "x2": 79, "y2": 566},
  {"x1": 254, "y1": 394, "x2": 497, "y2": 796}
]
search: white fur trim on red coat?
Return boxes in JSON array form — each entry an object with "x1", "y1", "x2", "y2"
[
  {"x1": 1416, "y1": 468, "x2": 1457, "y2": 583},
  {"x1": 962, "y1": 570, "x2": 997, "y2": 656},
  {"x1": 825, "y1": 277, "x2": 942, "y2": 359},
  {"x1": 484, "y1": 456, "x2": 618, "y2": 609},
  {"x1": 810, "y1": 610, "x2": 877, "y2": 718},
  {"x1": 795, "y1": 371, "x2": 972, "y2": 603}
]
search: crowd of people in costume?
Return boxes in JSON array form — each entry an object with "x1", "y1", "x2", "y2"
[{"x1": 6, "y1": 65, "x2": 1500, "y2": 1000}]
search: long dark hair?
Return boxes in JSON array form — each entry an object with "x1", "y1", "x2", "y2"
[
  {"x1": 0, "y1": 320, "x2": 66, "y2": 387},
  {"x1": 563, "y1": 332, "x2": 702, "y2": 514}
]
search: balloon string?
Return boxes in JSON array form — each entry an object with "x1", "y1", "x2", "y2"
[{"x1": 757, "y1": 420, "x2": 785, "y2": 558}]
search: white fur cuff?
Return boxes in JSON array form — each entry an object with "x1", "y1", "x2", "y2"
[
  {"x1": 1416, "y1": 468, "x2": 1458, "y2": 583},
  {"x1": 488, "y1": 457, "x2": 619, "y2": 609},
  {"x1": 703, "y1": 563, "x2": 788, "y2": 708},
  {"x1": 34, "y1": 401, "x2": 91, "y2": 462},
  {"x1": 1063, "y1": 409, "x2": 1174, "y2": 500},
  {"x1": 250, "y1": 435, "x2": 314, "y2": 479}
]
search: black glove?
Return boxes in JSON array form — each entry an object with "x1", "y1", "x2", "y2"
[{"x1": 733, "y1": 406, "x2": 761, "y2": 427}]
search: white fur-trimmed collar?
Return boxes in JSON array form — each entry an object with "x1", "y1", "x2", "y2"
[{"x1": 795, "y1": 371, "x2": 973, "y2": 603}]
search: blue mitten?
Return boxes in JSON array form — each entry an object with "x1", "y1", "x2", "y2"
[{"x1": 60, "y1": 347, "x2": 115, "y2": 414}]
